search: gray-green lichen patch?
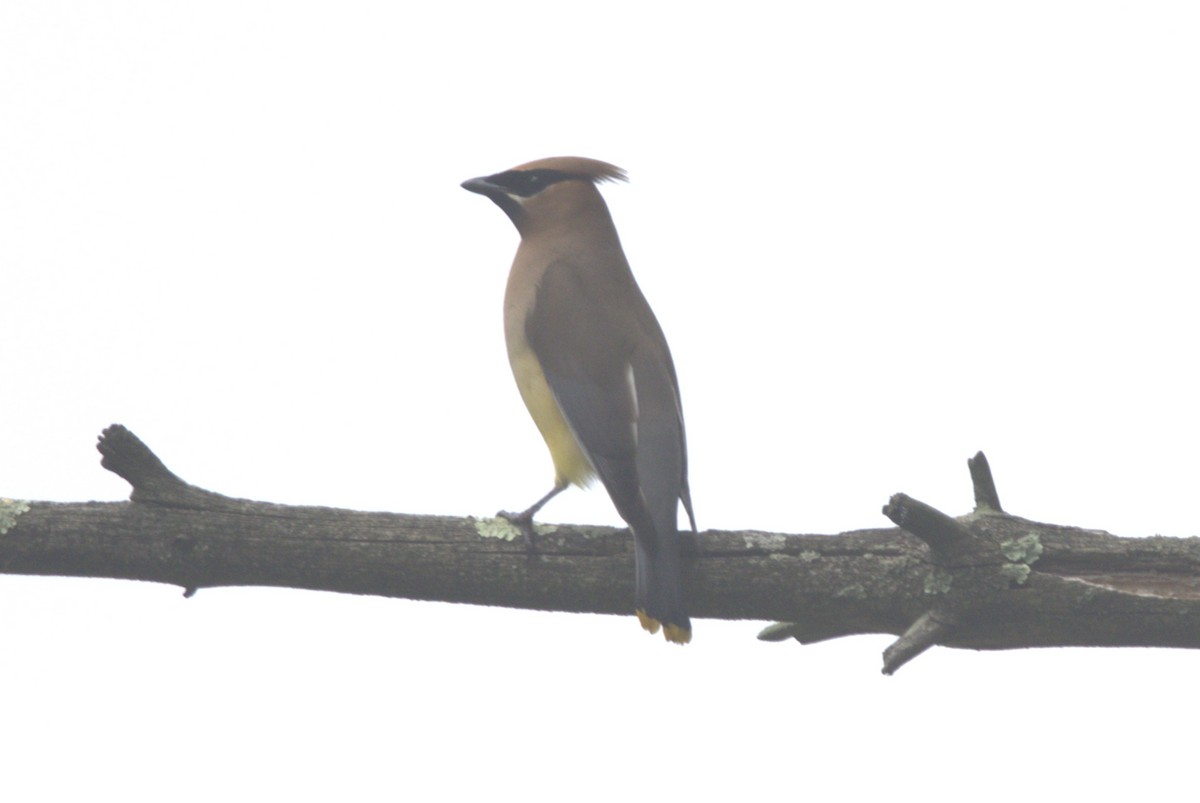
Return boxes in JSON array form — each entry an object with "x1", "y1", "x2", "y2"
[
  {"x1": 743, "y1": 532, "x2": 789, "y2": 551},
  {"x1": 0, "y1": 498, "x2": 31, "y2": 534},
  {"x1": 475, "y1": 517, "x2": 522, "y2": 541},
  {"x1": 999, "y1": 533, "x2": 1042, "y2": 585},
  {"x1": 799, "y1": 550, "x2": 821, "y2": 563},
  {"x1": 924, "y1": 568, "x2": 953, "y2": 595},
  {"x1": 1000, "y1": 533, "x2": 1043, "y2": 564},
  {"x1": 473, "y1": 517, "x2": 557, "y2": 541},
  {"x1": 999, "y1": 562, "x2": 1032, "y2": 585}
]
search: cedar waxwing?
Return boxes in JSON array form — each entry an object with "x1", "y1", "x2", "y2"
[{"x1": 462, "y1": 156, "x2": 696, "y2": 644}]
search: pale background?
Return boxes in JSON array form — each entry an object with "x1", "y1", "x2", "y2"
[{"x1": 2, "y1": 2, "x2": 1198, "y2": 800}]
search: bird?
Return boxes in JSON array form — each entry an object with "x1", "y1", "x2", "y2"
[{"x1": 462, "y1": 156, "x2": 696, "y2": 643}]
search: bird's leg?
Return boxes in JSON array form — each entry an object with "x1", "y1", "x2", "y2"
[{"x1": 499, "y1": 481, "x2": 567, "y2": 553}]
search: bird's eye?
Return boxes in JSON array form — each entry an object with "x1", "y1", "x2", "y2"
[{"x1": 493, "y1": 169, "x2": 570, "y2": 197}]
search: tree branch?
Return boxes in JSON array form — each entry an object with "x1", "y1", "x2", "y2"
[
  {"x1": 882, "y1": 610, "x2": 957, "y2": 676},
  {"x1": 968, "y1": 451, "x2": 1003, "y2": 513},
  {"x1": 3, "y1": 425, "x2": 1200, "y2": 673}
]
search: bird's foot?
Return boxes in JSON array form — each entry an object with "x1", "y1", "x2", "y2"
[
  {"x1": 497, "y1": 508, "x2": 539, "y2": 554},
  {"x1": 497, "y1": 483, "x2": 567, "y2": 555}
]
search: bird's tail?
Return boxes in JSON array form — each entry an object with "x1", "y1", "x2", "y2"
[
  {"x1": 632, "y1": 521, "x2": 691, "y2": 644},
  {"x1": 591, "y1": 455, "x2": 691, "y2": 643}
]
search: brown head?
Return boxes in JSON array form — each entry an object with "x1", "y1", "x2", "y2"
[{"x1": 461, "y1": 156, "x2": 627, "y2": 238}]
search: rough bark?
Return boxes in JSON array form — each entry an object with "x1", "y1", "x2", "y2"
[{"x1": 2, "y1": 425, "x2": 1198, "y2": 673}]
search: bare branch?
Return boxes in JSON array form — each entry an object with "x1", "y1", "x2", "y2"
[
  {"x1": 882, "y1": 611, "x2": 956, "y2": 675},
  {"x1": 968, "y1": 451, "x2": 1003, "y2": 513},
  {"x1": 4, "y1": 427, "x2": 1200, "y2": 674},
  {"x1": 883, "y1": 493, "x2": 972, "y2": 554}
]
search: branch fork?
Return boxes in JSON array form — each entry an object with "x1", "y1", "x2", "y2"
[
  {"x1": 876, "y1": 453, "x2": 1034, "y2": 673},
  {"x1": 767, "y1": 452, "x2": 1064, "y2": 674}
]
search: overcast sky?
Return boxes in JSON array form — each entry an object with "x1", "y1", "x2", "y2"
[{"x1": 3, "y1": 2, "x2": 1198, "y2": 800}]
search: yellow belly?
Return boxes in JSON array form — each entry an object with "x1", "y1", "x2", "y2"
[{"x1": 509, "y1": 346, "x2": 595, "y2": 488}]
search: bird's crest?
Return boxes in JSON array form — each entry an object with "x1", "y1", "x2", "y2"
[{"x1": 512, "y1": 156, "x2": 628, "y2": 185}]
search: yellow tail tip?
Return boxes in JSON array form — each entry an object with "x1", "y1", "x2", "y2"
[
  {"x1": 636, "y1": 610, "x2": 692, "y2": 645},
  {"x1": 636, "y1": 609, "x2": 660, "y2": 634},
  {"x1": 663, "y1": 623, "x2": 692, "y2": 645}
]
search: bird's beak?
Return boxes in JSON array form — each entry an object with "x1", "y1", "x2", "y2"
[
  {"x1": 461, "y1": 176, "x2": 503, "y2": 197},
  {"x1": 462, "y1": 173, "x2": 526, "y2": 230}
]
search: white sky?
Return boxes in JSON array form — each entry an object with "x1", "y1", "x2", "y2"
[{"x1": 3, "y1": 2, "x2": 1198, "y2": 799}]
